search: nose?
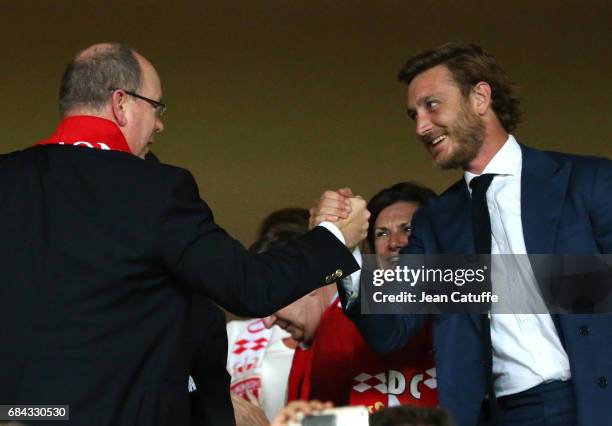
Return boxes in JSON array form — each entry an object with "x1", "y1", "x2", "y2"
[
  {"x1": 389, "y1": 231, "x2": 409, "y2": 250},
  {"x1": 262, "y1": 315, "x2": 277, "y2": 329},
  {"x1": 155, "y1": 116, "x2": 164, "y2": 133},
  {"x1": 415, "y1": 111, "x2": 432, "y2": 137}
]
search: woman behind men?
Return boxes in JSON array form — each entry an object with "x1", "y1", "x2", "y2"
[
  {"x1": 366, "y1": 182, "x2": 436, "y2": 268},
  {"x1": 285, "y1": 182, "x2": 439, "y2": 412}
]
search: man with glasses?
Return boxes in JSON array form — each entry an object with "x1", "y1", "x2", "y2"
[{"x1": 0, "y1": 43, "x2": 369, "y2": 425}]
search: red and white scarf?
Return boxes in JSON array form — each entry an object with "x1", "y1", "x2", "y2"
[
  {"x1": 35, "y1": 115, "x2": 132, "y2": 154},
  {"x1": 228, "y1": 319, "x2": 274, "y2": 403}
]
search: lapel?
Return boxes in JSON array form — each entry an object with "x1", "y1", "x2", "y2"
[
  {"x1": 430, "y1": 180, "x2": 483, "y2": 330},
  {"x1": 520, "y1": 144, "x2": 571, "y2": 340},
  {"x1": 520, "y1": 144, "x2": 571, "y2": 254},
  {"x1": 430, "y1": 180, "x2": 475, "y2": 255}
]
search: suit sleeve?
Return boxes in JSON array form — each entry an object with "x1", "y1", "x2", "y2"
[
  {"x1": 158, "y1": 169, "x2": 359, "y2": 317},
  {"x1": 337, "y1": 208, "x2": 431, "y2": 354}
]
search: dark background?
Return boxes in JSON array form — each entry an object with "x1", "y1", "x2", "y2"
[{"x1": 1, "y1": 0, "x2": 610, "y2": 246}]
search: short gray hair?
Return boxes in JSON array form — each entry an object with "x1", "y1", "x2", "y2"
[{"x1": 59, "y1": 43, "x2": 142, "y2": 116}]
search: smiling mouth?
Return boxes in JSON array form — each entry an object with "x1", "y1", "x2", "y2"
[
  {"x1": 423, "y1": 134, "x2": 449, "y2": 158},
  {"x1": 430, "y1": 134, "x2": 447, "y2": 146}
]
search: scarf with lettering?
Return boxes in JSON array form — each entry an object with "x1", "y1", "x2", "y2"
[
  {"x1": 227, "y1": 319, "x2": 274, "y2": 404},
  {"x1": 35, "y1": 115, "x2": 132, "y2": 154}
]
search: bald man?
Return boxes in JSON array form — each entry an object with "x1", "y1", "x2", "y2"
[{"x1": 0, "y1": 43, "x2": 368, "y2": 425}]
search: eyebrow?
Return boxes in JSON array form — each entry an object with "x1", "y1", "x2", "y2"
[
  {"x1": 376, "y1": 222, "x2": 411, "y2": 230},
  {"x1": 416, "y1": 93, "x2": 445, "y2": 106}
]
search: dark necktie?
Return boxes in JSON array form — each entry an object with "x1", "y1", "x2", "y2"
[
  {"x1": 470, "y1": 174, "x2": 495, "y2": 254},
  {"x1": 469, "y1": 174, "x2": 498, "y2": 421}
]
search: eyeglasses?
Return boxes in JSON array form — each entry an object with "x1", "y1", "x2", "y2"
[{"x1": 109, "y1": 87, "x2": 166, "y2": 117}]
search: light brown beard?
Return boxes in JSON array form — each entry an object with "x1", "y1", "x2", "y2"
[{"x1": 434, "y1": 101, "x2": 485, "y2": 170}]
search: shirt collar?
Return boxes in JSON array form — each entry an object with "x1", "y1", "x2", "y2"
[{"x1": 464, "y1": 134, "x2": 521, "y2": 190}]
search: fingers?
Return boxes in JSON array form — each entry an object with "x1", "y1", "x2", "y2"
[
  {"x1": 350, "y1": 197, "x2": 371, "y2": 246},
  {"x1": 262, "y1": 315, "x2": 277, "y2": 329},
  {"x1": 349, "y1": 196, "x2": 367, "y2": 210},
  {"x1": 337, "y1": 187, "x2": 354, "y2": 198},
  {"x1": 320, "y1": 191, "x2": 352, "y2": 216},
  {"x1": 336, "y1": 197, "x2": 371, "y2": 249},
  {"x1": 309, "y1": 189, "x2": 354, "y2": 228},
  {"x1": 313, "y1": 205, "x2": 350, "y2": 217},
  {"x1": 245, "y1": 388, "x2": 261, "y2": 407}
]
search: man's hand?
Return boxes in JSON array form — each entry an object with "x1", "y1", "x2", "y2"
[
  {"x1": 231, "y1": 393, "x2": 268, "y2": 426},
  {"x1": 336, "y1": 197, "x2": 370, "y2": 249},
  {"x1": 309, "y1": 188, "x2": 354, "y2": 229}
]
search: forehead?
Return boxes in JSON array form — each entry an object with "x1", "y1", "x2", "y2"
[
  {"x1": 375, "y1": 201, "x2": 419, "y2": 226},
  {"x1": 406, "y1": 64, "x2": 459, "y2": 107}
]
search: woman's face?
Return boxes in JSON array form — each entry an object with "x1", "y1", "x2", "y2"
[{"x1": 374, "y1": 201, "x2": 419, "y2": 269}]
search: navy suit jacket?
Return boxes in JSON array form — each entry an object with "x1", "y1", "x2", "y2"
[{"x1": 344, "y1": 145, "x2": 612, "y2": 426}]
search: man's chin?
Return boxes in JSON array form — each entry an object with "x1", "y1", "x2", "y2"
[
  {"x1": 432, "y1": 149, "x2": 467, "y2": 170},
  {"x1": 434, "y1": 159, "x2": 461, "y2": 170},
  {"x1": 429, "y1": 143, "x2": 455, "y2": 169}
]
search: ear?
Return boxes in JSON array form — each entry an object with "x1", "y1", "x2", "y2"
[
  {"x1": 110, "y1": 90, "x2": 129, "y2": 127},
  {"x1": 470, "y1": 81, "x2": 492, "y2": 116}
]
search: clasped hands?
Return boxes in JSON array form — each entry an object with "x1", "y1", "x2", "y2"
[{"x1": 309, "y1": 188, "x2": 370, "y2": 249}]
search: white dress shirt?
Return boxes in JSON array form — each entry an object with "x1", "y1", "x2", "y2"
[
  {"x1": 465, "y1": 135, "x2": 571, "y2": 396},
  {"x1": 339, "y1": 137, "x2": 571, "y2": 396}
]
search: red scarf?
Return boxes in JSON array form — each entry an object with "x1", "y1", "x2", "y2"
[
  {"x1": 287, "y1": 338, "x2": 314, "y2": 401},
  {"x1": 35, "y1": 115, "x2": 132, "y2": 154},
  {"x1": 287, "y1": 298, "x2": 340, "y2": 402},
  {"x1": 287, "y1": 298, "x2": 438, "y2": 412}
]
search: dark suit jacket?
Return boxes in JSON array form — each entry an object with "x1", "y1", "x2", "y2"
[
  {"x1": 0, "y1": 145, "x2": 358, "y2": 425},
  {"x1": 343, "y1": 145, "x2": 612, "y2": 426},
  {"x1": 189, "y1": 297, "x2": 234, "y2": 426}
]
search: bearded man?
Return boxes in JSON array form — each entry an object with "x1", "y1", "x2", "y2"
[{"x1": 312, "y1": 42, "x2": 612, "y2": 426}]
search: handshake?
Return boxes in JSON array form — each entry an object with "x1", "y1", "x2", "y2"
[{"x1": 309, "y1": 188, "x2": 370, "y2": 249}]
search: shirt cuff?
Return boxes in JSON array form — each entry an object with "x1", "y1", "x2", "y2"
[
  {"x1": 317, "y1": 221, "x2": 345, "y2": 245},
  {"x1": 345, "y1": 247, "x2": 362, "y2": 305},
  {"x1": 316, "y1": 223, "x2": 362, "y2": 306}
]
